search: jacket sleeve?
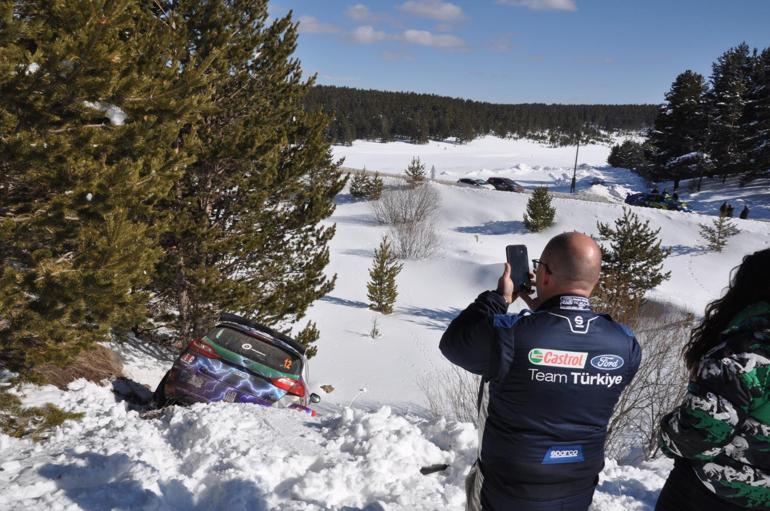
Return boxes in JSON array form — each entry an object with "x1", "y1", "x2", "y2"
[
  {"x1": 439, "y1": 291, "x2": 508, "y2": 378},
  {"x1": 659, "y1": 351, "x2": 755, "y2": 461}
]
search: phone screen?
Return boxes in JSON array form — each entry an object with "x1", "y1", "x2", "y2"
[{"x1": 505, "y1": 245, "x2": 531, "y2": 293}]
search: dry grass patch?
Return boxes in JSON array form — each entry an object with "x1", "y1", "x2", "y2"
[{"x1": 31, "y1": 344, "x2": 124, "y2": 389}]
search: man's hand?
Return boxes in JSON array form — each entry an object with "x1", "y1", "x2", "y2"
[
  {"x1": 519, "y1": 272, "x2": 538, "y2": 310},
  {"x1": 497, "y1": 263, "x2": 515, "y2": 304},
  {"x1": 497, "y1": 264, "x2": 538, "y2": 308}
]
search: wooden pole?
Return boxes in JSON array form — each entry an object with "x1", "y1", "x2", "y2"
[{"x1": 570, "y1": 133, "x2": 580, "y2": 194}]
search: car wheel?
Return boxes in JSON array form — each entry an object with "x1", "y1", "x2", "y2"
[{"x1": 152, "y1": 371, "x2": 170, "y2": 408}]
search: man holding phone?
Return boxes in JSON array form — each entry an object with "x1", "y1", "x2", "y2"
[{"x1": 440, "y1": 232, "x2": 641, "y2": 511}]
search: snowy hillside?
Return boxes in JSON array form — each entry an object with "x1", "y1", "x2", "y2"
[{"x1": 3, "y1": 136, "x2": 770, "y2": 510}]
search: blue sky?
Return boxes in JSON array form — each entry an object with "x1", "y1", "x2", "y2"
[{"x1": 270, "y1": 0, "x2": 770, "y2": 104}]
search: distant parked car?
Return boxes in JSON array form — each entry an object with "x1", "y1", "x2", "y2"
[
  {"x1": 486, "y1": 177, "x2": 525, "y2": 192},
  {"x1": 154, "y1": 313, "x2": 320, "y2": 416},
  {"x1": 624, "y1": 192, "x2": 691, "y2": 212},
  {"x1": 457, "y1": 178, "x2": 495, "y2": 190}
]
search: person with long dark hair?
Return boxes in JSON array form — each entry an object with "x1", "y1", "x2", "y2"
[{"x1": 656, "y1": 248, "x2": 770, "y2": 510}]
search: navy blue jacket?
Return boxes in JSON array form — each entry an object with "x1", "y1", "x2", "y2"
[{"x1": 440, "y1": 291, "x2": 641, "y2": 506}]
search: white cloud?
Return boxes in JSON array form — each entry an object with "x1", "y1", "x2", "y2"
[
  {"x1": 399, "y1": 0, "x2": 466, "y2": 22},
  {"x1": 350, "y1": 25, "x2": 389, "y2": 44},
  {"x1": 297, "y1": 15, "x2": 341, "y2": 34},
  {"x1": 497, "y1": 0, "x2": 577, "y2": 12},
  {"x1": 345, "y1": 4, "x2": 375, "y2": 22},
  {"x1": 401, "y1": 29, "x2": 466, "y2": 49}
]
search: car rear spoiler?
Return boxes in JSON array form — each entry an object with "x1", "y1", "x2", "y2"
[{"x1": 217, "y1": 312, "x2": 307, "y2": 356}]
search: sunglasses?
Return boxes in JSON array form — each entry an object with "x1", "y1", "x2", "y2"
[{"x1": 532, "y1": 259, "x2": 553, "y2": 275}]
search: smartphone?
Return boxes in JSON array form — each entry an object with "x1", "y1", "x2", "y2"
[{"x1": 505, "y1": 245, "x2": 531, "y2": 293}]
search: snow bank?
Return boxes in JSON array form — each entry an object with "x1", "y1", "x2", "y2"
[{"x1": 0, "y1": 379, "x2": 668, "y2": 510}]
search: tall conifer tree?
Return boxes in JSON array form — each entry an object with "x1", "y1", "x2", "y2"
[
  {"x1": 649, "y1": 71, "x2": 709, "y2": 189},
  {"x1": 740, "y1": 47, "x2": 770, "y2": 182},
  {"x1": 152, "y1": 1, "x2": 345, "y2": 341},
  {"x1": 0, "y1": 1, "x2": 203, "y2": 370},
  {"x1": 705, "y1": 43, "x2": 753, "y2": 182}
]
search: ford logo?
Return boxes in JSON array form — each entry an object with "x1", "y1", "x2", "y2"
[{"x1": 590, "y1": 354, "x2": 624, "y2": 371}]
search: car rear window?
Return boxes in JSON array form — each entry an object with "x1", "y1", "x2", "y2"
[{"x1": 205, "y1": 326, "x2": 302, "y2": 375}]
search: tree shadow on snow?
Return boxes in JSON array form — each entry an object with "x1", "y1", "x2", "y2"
[
  {"x1": 333, "y1": 214, "x2": 379, "y2": 226},
  {"x1": 455, "y1": 220, "x2": 526, "y2": 236},
  {"x1": 666, "y1": 244, "x2": 708, "y2": 257},
  {"x1": 111, "y1": 377, "x2": 155, "y2": 410},
  {"x1": 38, "y1": 451, "x2": 269, "y2": 511},
  {"x1": 400, "y1": 306, "x2": 462, "y2": 331},
  {"x1": 321, "y1": 295, "x2": 370, "y2": 309},
  {"x1": 341, "y1": 503, "x2": 388, "y2": 511},
  {"x1": 339, "y1": 248, "x2": 374, "y2": 258}
]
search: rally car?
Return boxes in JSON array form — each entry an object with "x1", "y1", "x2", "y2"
[
  {"x1": 154, "y1": 313, "x2": 320, "y2": 416},
  {"x1": 624, "y1": 192, "x2": 691, "y2": 212}
]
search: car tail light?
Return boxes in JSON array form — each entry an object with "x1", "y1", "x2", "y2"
[
  {"x1": 188, "y1": 338, "x2": 221, "y2": 359},
  {"x1": 271, "y1": 376, "x2": 306, "y2": 397}
]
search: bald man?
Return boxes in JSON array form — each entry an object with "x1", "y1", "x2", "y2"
[{"x1": 440, "y1": 232, "x2": 641, "y2": 511}]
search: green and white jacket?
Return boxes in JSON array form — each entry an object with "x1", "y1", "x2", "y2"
[{"x1": 660, "y1": 302, "x2": 770, "y2": 509}]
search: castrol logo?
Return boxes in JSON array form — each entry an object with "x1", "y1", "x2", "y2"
[{"x1": 528, "y1": 348, "x2": 587, "y2": 369}]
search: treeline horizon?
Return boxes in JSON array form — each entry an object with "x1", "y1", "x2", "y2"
[{"x1": 304, "y1": 85, "x2": 659, "y2": 146}]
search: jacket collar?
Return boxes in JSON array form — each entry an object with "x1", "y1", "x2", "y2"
[{"x1": 537, "y1": 294, "x2": 592, "y2": 312}]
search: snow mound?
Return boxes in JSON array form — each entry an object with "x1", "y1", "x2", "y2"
[{"x1": 0, "y1": 379, "x2": 669, "y2": 510}]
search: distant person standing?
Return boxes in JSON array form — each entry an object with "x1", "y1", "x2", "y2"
[
  {"x1": 740, "y1": 205, "x2": 750, "y2": 219},
  {"x1": 726, "y1": 203, "x2": 734, "y2": 217},
  {"x1": 440, "y1": 232, "x2": 641, "y2": 511},
  {"x1": 656, "y1": 249, "x2": 770, "y2": 510},
  {"x1": 720, "y1": 201, "x2": 728, "y2": 216}
]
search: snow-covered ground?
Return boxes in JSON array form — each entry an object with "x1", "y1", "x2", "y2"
[{"x1": 3, "y1": 136, "x2": 769, "y2": 510}]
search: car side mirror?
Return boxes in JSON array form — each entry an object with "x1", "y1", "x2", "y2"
[{"x1": 309, "y1": 393, "x2": 321, "y2": 404}]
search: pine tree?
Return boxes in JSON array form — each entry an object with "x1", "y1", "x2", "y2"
[
  {"x1": 430, "y1": 165, "x2": 437, "y2": 181},
  {"x1": 366, "y1": 172, "x2": 384, "y2": 200},
  {"x1": 0, "y1": 1, "x2": 203, "y2": 371},
  {"x1": 705, "y1": 43, "x2": 753, "y2": 182},
  {"x1": 740, "y1": 47, "x2": 770, "y2": 183},
  {"x1": 594, "y1": 208, "x2": 671, "y2": 325},
  {"x1": 648, "y1": 71, "x2": 709, "y2": 189},
  {"x1": 699, "y1": 216, "x2": 740, "y2": 252},
  {"x1": 608, "y1": 140, "x2": 648, "y2": 171},
  {"x1": 367, "y1": 237, "x2": 402, "y2": 315},
  {"x1": 405, "y1": 156, "x2": 426, "y2": 186},
  {"x1": 523, "y1": 187, "x2": 556, "y2": 232},
  {"x1": 152, "y1": 2, "x2": 346, "y2": 342},
  {"x1": 295, "y1": 321, "x2": 320, "y2": 359},
  {"x1": 350, "y1": 170, "x2": 370, "y2": 198}
]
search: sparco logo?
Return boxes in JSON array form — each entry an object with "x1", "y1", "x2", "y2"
[
  {"x1": 551, "y1": 449, "x2": 579, "y2": 458},
  {"x1": 528, "y1": 348, "x2": 587, "y2": 369},
  {"x1": 590, "y1": 354, "x2": 624, "y2": 371}
]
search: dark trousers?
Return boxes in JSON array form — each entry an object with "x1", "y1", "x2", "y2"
[
  {"x1": 465, "y1": 462, "x2": 596, "y2": 511},
  {"x1": 655, "y1": 460, "x2": 747, "y2": 511}
]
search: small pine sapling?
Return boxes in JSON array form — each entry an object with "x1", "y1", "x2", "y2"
[
  {"x1": 523, "y1": 187, "x2": 556, "y2": 232},
  {"x1": 366, "y1": 172, "x2": 384, "y2": 200},
  {"x1": 405, "y1": 156, "x2": 426, "y2": 186},
  {"x1": 699, "y1": 216, "x2": 740, "y2": 252},
  {"x1": 367, "y1": 237, "x2": 403, "y2": 314},
  {"x1": 369, "y1": 315, "x2": 382, "y2": 339},
  {"x1": 594, "y1": 207, "x2": 672, "y2": 326},
  {"x1": 350, "y1": 169, "x2": 370, "y2": 198}
]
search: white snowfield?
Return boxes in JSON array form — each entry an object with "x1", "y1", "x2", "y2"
[{"x1": 2, "y1": 136, "x2": 769, "y2": 510}]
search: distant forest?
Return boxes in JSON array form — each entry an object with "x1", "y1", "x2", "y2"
[{"x1": 304, "y1": 85, "x2": 658, "y2": 146}]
